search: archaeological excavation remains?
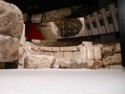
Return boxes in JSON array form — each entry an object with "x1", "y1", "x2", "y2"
[{"x1": 0, "y1": 0, "x2": 124, "y2": 69}]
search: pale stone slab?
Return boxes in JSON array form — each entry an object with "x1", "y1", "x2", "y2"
[
  {"x1": 63, "y1": 52, "x2": 73, "y2": 59},
  {"x1": 39, "y1": 47, "x2": 59, "y2": 52},
  {"x1": 87, "y1": 47, "x2": 94, "y2": 60},
  {"x1": 59, "y1": 46, "x2": 78, "y2": 52},
  {"x1": 92, "y1": 60, "x2": 103, "y2": 69},
  {"x1": 58, "y1": 59, "x2": 72, "y2": 68},
  {"x1": 72, "y1": 51, "x2": 81, "y2": 59},
  {"x1": 80, "y1": 47, "x2": 87, "y2": 60},
  {"x1": 24, "y1": 55, "x2": 56, "y2": 69},
  {"x1": 93, "y1": 45, "x2": 102, "y2": 60},
  {"x1": 54, "y1": 52, "x2": 64, "y2": 58}
]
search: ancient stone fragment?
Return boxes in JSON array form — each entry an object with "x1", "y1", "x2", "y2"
[
  {"x1": 58, "y1": 59, "x2": 71, "y2": 68},
  {"x1": 24, "y1": 55, "x2": 56, "y2": 69},
  {"x1": 102, "y1": 46, "x2": 114, "y2": 57},
  {"x1": 0, "y1": 35, "x2": 21, "y2": 62},
  {"x1": 114, "y1": 43, "x2": 121, "y2": 53},
  {"x1": 0, "y1": 1, "x2": 23, "y2": 39},
  {"x1": 93, "y1": 44, "x2": 102, "y2": 60}
]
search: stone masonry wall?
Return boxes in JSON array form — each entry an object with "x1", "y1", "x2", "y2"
[{"x1": 22, "y1": 41, "x2": 121, "y2": 69}]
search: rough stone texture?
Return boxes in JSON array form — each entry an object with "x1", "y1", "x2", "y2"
[
  {"x1": 71, "y1": 59, "x2": 86, "y2": 69},
  {"x1": 0, "y1": 1, "x2": 24, "y2": 68},
  {"x1": 80, "y1": 46, "x2": 87, "y2": 60},
  {"x1": 0, "y1": 35, "x2": 21, "y2": 62},
  {"x1": 58, "y1": 59, "x2": 71, "y2": 68},
  {"x1": 0, "y1": 1, "x2": 23, "y2": 39},
  {"x1": 59, "y1": 46, "x2": 78, "y2": 52},
  {"x1": 87, "y1": 47, "x2": 94, "y2": 60},
  {"x1": 18, "y1": 42, "x2": 31, "y2": 68},
  {"x1": 44, "y1": 52, "x2": 54, "y2": 56},
  {"x1": 72, "y1": 51, "x2": 81, "y2": 59},
  {"x1": 54, "y1": 52, "x2": 64, "y2": 58},
  {"x1": 92, "y1": 60, "x2": 103, "y2": 69},
  {"x1": 24, "y1": 55, "x2": 56, "y2": 69},
  {"x1": 39, "y1": 47, "x2": 59, "y2": 52},
  {"x1": 63, "y1": 52, "x2": 73, "y2": 59},
  {"x1": 19, "y1": 41, "x2": 121, "y2": 69},
  {"x1": 102, "y1": 45, "x2": 114, "y2": 57},
  {"x1": 85, "y1": 60, "x2": 95, "y2": 69},
  {"x1": 114, "y1": 43, "x2": 121, "y2": 53},
  {"x1": 93, "y1": 44, "x2": 102, "y2": 60},
  {"x1": 103, "y1": 53, "x2": 121, "y2": 66}
]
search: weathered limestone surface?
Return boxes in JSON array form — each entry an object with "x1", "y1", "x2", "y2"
[
  {"x1": 23, "y1": 41, "x2": 121, "y2": 69},
  {"x1": 93, "y1": 44, "x2": 102, "y2": 60},
  {"x1": 0, "y1": 1, "x2": 24, "y2": 66},
  {"x1": 103, "y1": 53, "x2": 121, "y2": 66},
  {"x1": 87, "y1": 47, "x2": 94, "y2": 60},
  {"x1": 63, "y1": 52, "x2": 73, "y2": 59},
  {"x1": 114, "y1": 43, "x2": 121, "y2": 53},
  {"x1": 0, "y1": 1, "x2": 23, "y2": 39},
  {"x1": 59, "y1": 46, "x2": 78, "y2": 52},
  {"x1": 18, "y1": 42, "x2": 31, "y2": 68},
  {"x1": 102, "y1": 45, "x2": 114, "y2": 57},
  {"x1": 80, "y1": 46, "x2": 87, "y2": 60},
  {"x1": 92, "y1": 60, "x2": 103, "y2": 69},
  {"x1": 0, "y1": 35, "x2": 21, "y2": 62},
  {"x1": 58, "y1": 59, "x2": 72, "y2": 68},
  {"x1": 24, "y1": 55, "x2": 56, "y2": 69},
  {"x1": 72, "y1": 51, "x2": 81, "y2": 59},
  {"x1": 71, "y1": 59, "x2": 86, "y2": 69}
]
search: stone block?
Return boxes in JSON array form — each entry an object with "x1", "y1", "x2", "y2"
[
  {"x1": 80, "y1": 47, "x2": 87, "y2": 60},
  {"x1": 93, "y1": 44, "x2": 102, "y2": 60},
  {"x1": 59, "y1": 46, "x2": 78, "y2": 52},
  {"x1": 63, "y1": 52, "x2": 73, "y2": 59},
  {"x1": 24, "y1": 55, "x2": 56, "y2": 69},
  {"x1": 0, "y1": 1, "x2": 23, "y2": 39},
  {"x1": 92, "y1": 60, "x2": 103, "y2": 69},
  {"x1": 72, "y1": 51, "x2": 81, "y2": 59},
  {"x1": 39, "y1": 47, "x2": 59, "y2": 52},
  {"x1": 54, "y1": 52, "x2": 64, "y2": 58},
  {"x1": 114, "y1": 43, "x2": 121, "y2": 53},
  {"x1": 103, "y1": 53, "x2": 121, "y2": 66},
  {"x1": 58, "y1": 59, "x2": 72, "y2": 68},
  {"x1": 0, "y1": 35, "x2": 21, "y2": 62},
  {"x1": 87, "y1": 47, "x2": 94, "y2": 60},
  {"x1": 102, "y1": 45, "x2": 114, "y2": 57}
]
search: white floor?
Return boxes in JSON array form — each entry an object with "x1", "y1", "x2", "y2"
[{"x1": 0, "y1": 69, "x2": 125, "y2": 94}]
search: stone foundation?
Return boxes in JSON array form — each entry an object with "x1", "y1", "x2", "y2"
[{"x1": 21, "y1": 41, "x2": 121, "y2": 69}]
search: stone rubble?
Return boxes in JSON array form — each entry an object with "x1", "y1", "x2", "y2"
[
  {"x1": 0, "y1": 1, "x2": 24, "y2": 66},
  {"x1": 22, "y1": 41, "x2": 121, "y2": 69}
]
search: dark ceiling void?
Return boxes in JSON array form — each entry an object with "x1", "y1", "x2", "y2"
[
  {"x1": 4, "y1": 0, "x2": 116, "y2": 17},
  {"x1": 5, "y1": 0, "x2": 99, "y2": 14}
]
